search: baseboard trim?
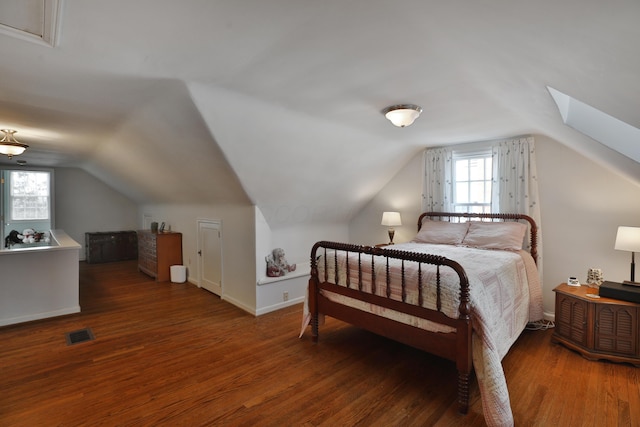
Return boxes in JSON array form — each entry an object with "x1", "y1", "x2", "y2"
[
  {"x1": 256, "y1": 296, "x2": 304, "y2": 316},
  {"x1": 0, "y1": 306, "x2": 81, "y2": 327},
  {"x1": 221, "y1": 294, "x2": 257, "y2": 316}
]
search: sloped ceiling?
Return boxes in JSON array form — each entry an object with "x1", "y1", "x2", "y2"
[{"x1": 0, "y1": 1, "x2": 639, "y2": 227}]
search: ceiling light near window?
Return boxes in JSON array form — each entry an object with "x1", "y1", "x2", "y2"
[
  {"x1": 382, "y1": 104, "x2": 422, "y2": 127},
  {"x1": 0, "y1": 129, "x2": 29, "y2": 158}
]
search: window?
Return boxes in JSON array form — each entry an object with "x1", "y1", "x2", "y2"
[
  {"x1": 453, "y1": 152, "x2": 492, "y2": 213},
  {"x1": 9, "y1": 171, "x2": 50, "y2": 221}
]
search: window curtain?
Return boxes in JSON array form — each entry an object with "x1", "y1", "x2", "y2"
[
  {"x1": 421, "y1": 137, "x2": 543, "y2": 278},
  {"x1": 491, "y1": 136, "x2": 543, "y2": 277},
  {"x1": 422, "y1": 147, "x2": 453, "y2": 212},
  {"x1": 490, "y1": 137, "x2": 539, "y2": 218}
]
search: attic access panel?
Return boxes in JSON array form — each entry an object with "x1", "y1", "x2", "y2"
[{"x1": 0, "y1": 0, "x2": 61, "y2": 47}]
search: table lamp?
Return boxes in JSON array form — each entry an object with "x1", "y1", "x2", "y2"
[
  {"x1": 615, "y1": 226, "x2": 640, "y2": 283},
  {"x1": 381, "y1": 212, "x2": 402, "y2": 244}
]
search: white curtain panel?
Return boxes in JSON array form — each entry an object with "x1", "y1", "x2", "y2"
[
  {"x1": 491, "y1": 136, "x2": 544, "y2": 278},
  {"x1": 422, "y1": 147, "x2": 454, "y2": 212}
]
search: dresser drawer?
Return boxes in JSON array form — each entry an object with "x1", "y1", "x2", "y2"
[{"x1": 137, "y1": 230, "x2": 182, "y2": 282}]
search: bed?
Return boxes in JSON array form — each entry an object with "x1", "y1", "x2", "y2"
[{"x1": 301, "y1": 212, "x2": 543, "y2": 427}]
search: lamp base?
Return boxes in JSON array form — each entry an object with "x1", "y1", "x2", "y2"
[
  {"x1": 623, "y1": 280, "x2": 640, "y2": 287},
  {"x1": 388, "y1": 229, "x2": 395, "y2": 245}
]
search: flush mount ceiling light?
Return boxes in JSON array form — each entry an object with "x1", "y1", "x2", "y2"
[
  {"x1": 0, "y1": 129, "x2": 29, "y2": 158},
  {"x1": 382, "y1": 104, "x2": 422, "y2": 127}
]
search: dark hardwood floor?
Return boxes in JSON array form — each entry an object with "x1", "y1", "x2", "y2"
[{"x1": 1, "y1": 261, "x2": 638, "y2": 426}]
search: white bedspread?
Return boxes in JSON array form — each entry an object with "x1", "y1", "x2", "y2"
[{"x1": 301, "y1": 242, "x2": 543, "y2": 427}]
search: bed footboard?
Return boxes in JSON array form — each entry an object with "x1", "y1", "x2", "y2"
[
  {"x1": 307, "y1": 211, "x2": 538, "y2": 417},
  {"x1": 308, "y1": 241, "x2": 472, "y2": 414}
]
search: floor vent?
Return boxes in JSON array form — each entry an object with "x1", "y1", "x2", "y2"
[{"x1": 65, "y1": 328, "x2": 95, "y2": 346}]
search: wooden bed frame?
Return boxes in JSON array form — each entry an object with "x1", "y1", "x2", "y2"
[{"x1": 308, "y1": 212, "x2": 538, "y2": 414}]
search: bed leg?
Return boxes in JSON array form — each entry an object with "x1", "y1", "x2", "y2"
[
  {"x1": 309, "y1": 273, "x2": 319, "y2": 343},
  {"x1": 311, "y1": 315, "x2": 319, "y2": 343},
  {"x1": 457, "y1": 371, "x2": 470, "y2": 414}
]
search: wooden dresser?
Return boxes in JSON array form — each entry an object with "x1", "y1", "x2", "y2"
[{"x1": 137, "y1": 231, "x2": 183, "y2": 282}]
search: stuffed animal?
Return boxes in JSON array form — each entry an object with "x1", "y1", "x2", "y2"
[
  {"x1": 4, "y1": 230, "x2": 21, "y2": 248},
  {"x1": 265, "y1": 248, "x2": 296, "y2": 277},
  {"x1": 21, "y1": 228, "x2": 35, "y2": 244}
]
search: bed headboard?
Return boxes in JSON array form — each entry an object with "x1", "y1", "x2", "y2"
[{"x1": 417, "y1": 212, "x2": 538, "y2": 264}]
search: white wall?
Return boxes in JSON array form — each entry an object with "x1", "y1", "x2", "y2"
[
  {"x1": 0, "y1": 230, "x2": 81, "y2": 326},
  {"x1": 349, "y1": 135, "x2": 640, "y2": 317},
  {"x1": 349, "y1": 150, "x2": 424, "y2": 246},
  {"x1": 255, "y1": 207, "x2": 273, "y2": 280},
  {"x1": 269, "y1": 223, "x2": 349, "y2": 265},
  {"x1": 254, "y1": 205, "x2": 348, "y2": 314},
  {"x1": 536, "y1": 135, "x2": 640, "y2": 311},
  {"x1": 139, "y1": 203, "x2": 257, "y2": 314},
  {"x1": 55, "y1": 167, "x2": 138, "y2": 259}
]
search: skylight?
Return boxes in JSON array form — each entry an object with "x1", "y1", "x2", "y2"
[{"x1": 548, "y1": 86, "x2": 640, "y2": 163}]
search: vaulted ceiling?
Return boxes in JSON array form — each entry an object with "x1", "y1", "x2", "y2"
[{"x1": 1, "y1": 1, "x2": 639, "y2": 227}]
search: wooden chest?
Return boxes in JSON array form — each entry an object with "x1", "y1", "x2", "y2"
[{"x1": 85, "y1": 231, "x2": 138, "y2": 264}]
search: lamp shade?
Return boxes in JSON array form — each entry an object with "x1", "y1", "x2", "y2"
[
  {"x1": 0, "y1": 129, "x2": 28, "y2": 158},
  {"x1": 0, "y1": 144, "x2": 26, "y2": 156},
  {"x1": 381, "y1": 211, "x2": 402, "y2": 227},
  {"x1": 615, "y1": 226, "x2": 640, "y2": 252},
  {"x1": 382, "y1": 104, "x2": 422, "y2": 127}
]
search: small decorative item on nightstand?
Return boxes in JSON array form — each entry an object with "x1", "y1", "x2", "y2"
[
  {"x1": 567, "y1": 276, "x2": 580, "y2": 287},
  {"x1": 586, "y1": 268, "x2": 604, "y2": 286}
]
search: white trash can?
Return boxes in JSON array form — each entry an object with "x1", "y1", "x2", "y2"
[{"x1": 170, "y1": 265, "x2": 187, "y2": 283}]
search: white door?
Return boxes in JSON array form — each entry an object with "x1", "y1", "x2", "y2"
[{"x1": 197, "y1": 220, "x2": 222, "y2": 296}]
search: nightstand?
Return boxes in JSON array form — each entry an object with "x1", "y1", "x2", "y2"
[
  {"x1": 374, "y1": 243, "x2": 392, "y2": 248},
  {"x1": 552, "y1": 283, "x2": 640, "y2": 366}
]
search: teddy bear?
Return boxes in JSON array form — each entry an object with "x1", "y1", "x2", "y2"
[
  {"x1": 20, "y1": 228, "x2": 36, "y2": 244},
  {"x1": 265, "y1": 248, "x2": 296, "y2": 277}
]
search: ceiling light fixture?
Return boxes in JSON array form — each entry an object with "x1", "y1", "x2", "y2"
[
  {"x1": 382, "y1": 104, "x2": 422, "y2": 127},
  {"x1": 0, "y1": 129, "x2": 29, "y2": 158}
]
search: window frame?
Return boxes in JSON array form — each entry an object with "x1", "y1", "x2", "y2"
[
  {"x1": 451, "y1": 149, "x2": 493, "y2": 214},
  {"x1": 8, "y1": 170, "x2": 52, "y2": 222}
]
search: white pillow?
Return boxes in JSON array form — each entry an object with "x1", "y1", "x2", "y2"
[
  {"x1": 461, "y1": 221, "x2": 527, "y2": 251},
  {"x1": 412, "y1": 221, "x2": 470, "y2": 245}
]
